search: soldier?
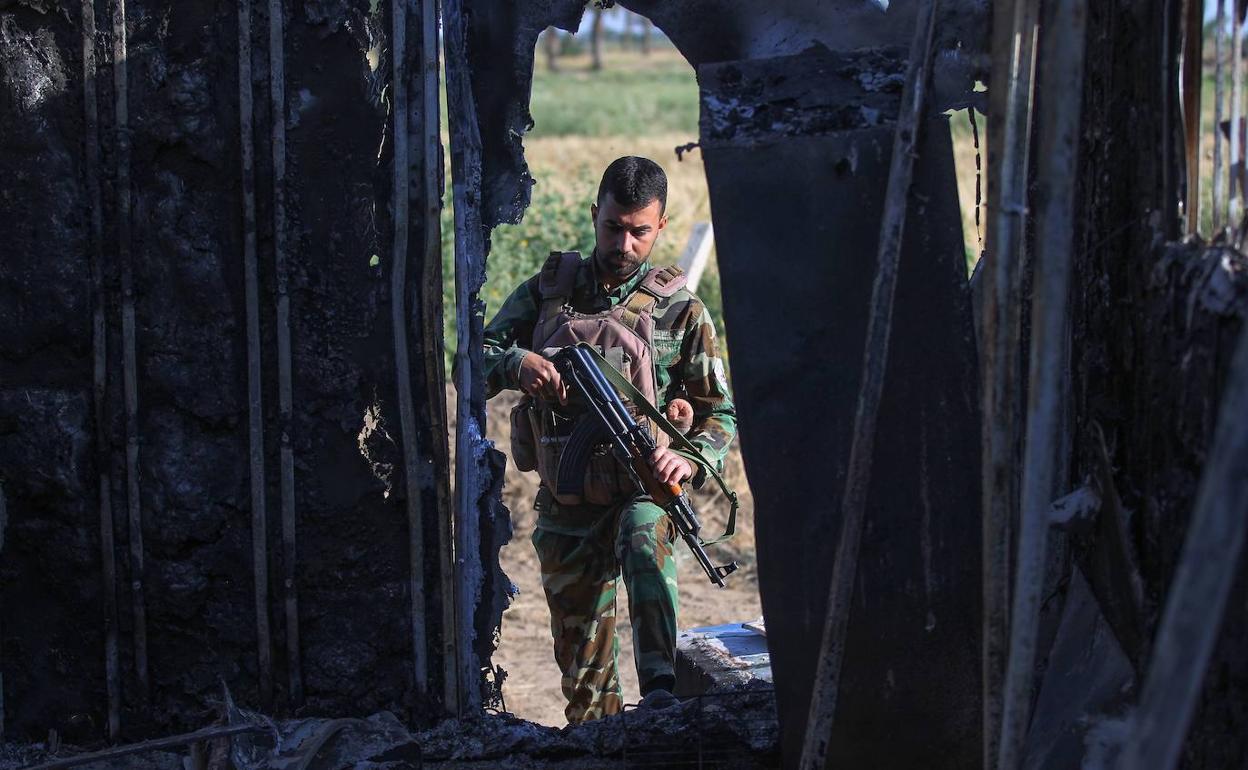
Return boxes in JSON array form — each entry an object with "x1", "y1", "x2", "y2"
[{"x1": 482, "y1": 156, "x2": 737, "y2": 723}]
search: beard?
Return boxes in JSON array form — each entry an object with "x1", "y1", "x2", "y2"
[{"x1": 598, "y1": 249, "x2": 645, "y2": 278}]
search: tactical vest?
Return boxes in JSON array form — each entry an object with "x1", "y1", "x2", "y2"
[{"x1": 510, "y1": 251, "x2": 687, "y2": 506}]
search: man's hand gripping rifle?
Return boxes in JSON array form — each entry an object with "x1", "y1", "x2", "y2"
[{"x1": 550, "y1": 343, "x2": 738, "y2": 587}]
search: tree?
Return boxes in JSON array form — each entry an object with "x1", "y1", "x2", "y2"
[
  {"x1": 590, "y1": 8, "x2": 604, "y2": 71},
  {"x1": 542, "y1": 26, "x2": 559, "y2": 73},
  {"x1": 639, "y1": 14, "x2": 652, "y2": 55}
]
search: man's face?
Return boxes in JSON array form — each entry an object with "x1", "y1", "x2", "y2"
[{"x1": 590, "y1": 192, "x2": 667, "y2": 282}]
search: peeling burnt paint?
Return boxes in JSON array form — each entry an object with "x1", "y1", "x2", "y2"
[{"x1": 698, "y1": 47, "x2": 907, "y2": 146}]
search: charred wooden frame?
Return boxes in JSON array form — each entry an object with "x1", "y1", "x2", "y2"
[
  {"x1": 112, "y1": 0, "x2": 151, "y2": 707},
  {"x1": 236, "y1": 0, "x2": 274, "y2": 709},
  {"x1": 267, "y1": 0, "x2": 303, "y2": 708},
  {"x1": 997, "y1": 0, "x2": 1088, "y2": 766},
  {"x1": 799, "y1": 3, "x2": 939, "y2": 766},
  {"x1": 82, "y1": 0, "x2": 122, "y2": 740}
]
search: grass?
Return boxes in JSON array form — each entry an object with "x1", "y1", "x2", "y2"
[
  {"x1": 527, "y1": 50, "x2": 701, "y2": 138},
  {"x1": 949, "y1": 108, "x2": 987, "y2": 273}
]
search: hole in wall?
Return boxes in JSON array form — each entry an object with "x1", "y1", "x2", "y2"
[
  {"x1": 473, "y1": 8, "x2": 762, "y2": 727},
  {"x1": 945, "y1": 106, "x2": 988, "y2": 274}
]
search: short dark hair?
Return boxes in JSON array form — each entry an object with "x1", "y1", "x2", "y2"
[{"x1": 596, "y1": 156, "x2": 668, "y2": 213}]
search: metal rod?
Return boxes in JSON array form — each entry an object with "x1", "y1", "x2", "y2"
[
  {"x1": 797, "y1": 4, "x2": 938, "y2": 768},
  {"x1": 112, "y1": 0, "x2": 150, "y2": 704},
  {"x1": 1216, "y1": 0, "x2": 1228, "y2": 233},
  {"x1": 84, "y1": 0, "x2": 122, "y2": 739},
  {"x1": 268, "y1": 0, "x2": 301, "y2": 707},
  {"x1": 444, "y1": 0, "x2": 488, "y2": 715},
  {"x1": 1114, "y1": 297, "x2": 1248, "y2": 770},
  {"x1": 996, "y1": 0, "x2": 1087, "y2": 766},
  {"x1": 392, "y1": 0, "x2": 429, "y2": 697},
  {"x1": 1183, "y1": 0, "x2": 1205, "y2": 235},
  {"x1": 981, "y1": 1, "x2": 1040, "y2": 763},
  {"x1": 418, "y1": 0, "x2": 459, "y2": 714},
  {"x1": 238, "y1": 0, "x2": 273, "y2": 708},
  {"x1": 25, "y1": 722, "x2": 264, "y2": 770}
]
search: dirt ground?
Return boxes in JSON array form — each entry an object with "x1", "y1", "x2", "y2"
[{"x1": 463, "y1": 387, "x2": 762, "y2": 727}]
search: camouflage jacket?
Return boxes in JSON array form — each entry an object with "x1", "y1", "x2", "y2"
[{"x1": 483, "y1": 253, "x2": 737, "y2": 476}]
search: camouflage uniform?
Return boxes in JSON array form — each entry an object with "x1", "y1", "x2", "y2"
[{"x1": 484, "y1": 253, "x2": 736, "y2": 723}]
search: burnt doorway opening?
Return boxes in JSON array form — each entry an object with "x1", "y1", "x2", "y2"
[
  {"x1": 444, "y1": 2, "x2": 985, "y2": 768},
  {"x1": 474, "y1": 11, "x2": 763, "y2": 726}
]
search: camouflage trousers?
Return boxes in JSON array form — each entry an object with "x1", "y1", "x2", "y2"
[{"x1": 532, "y1": 494, "x2": 679, "y2": 724}]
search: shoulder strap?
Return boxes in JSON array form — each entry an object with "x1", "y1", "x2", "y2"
[
  {"x1": 618, "y1": 290, "x2": 658, "y2": 333},
  {"x1": 618, "y1": 265, "x2": 687, "y2": 332},
  {"x1": 538, "y1": 251, "x2": 581, "y2": 301},
  {"x1": 534, "y1": 252, "x2": 582, "y2": 348},
  {"x1": 576, "y1": 343, "x2": 738, "y2": 545},
  {"x1": 638, "y1": 265, "x2": 687, "y2": 299}
]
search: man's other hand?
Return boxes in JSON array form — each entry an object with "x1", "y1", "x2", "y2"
[
  {"x1": 649, "y1": 446, "x2": 693, "y2": 486},
  {"x1": 664, "y1": 398, "x2": 694, "y2": 434},
  {"x1": 519, "y1": 352, "x2": 568, "y2": 404}
]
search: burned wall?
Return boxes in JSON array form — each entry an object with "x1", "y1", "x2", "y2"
[
  {"x1": 0, "y1": 0, "x2": 451, "y2": 740},
  {"x1": 1066, "y1": 0, "x2": 1248, "y2": 763}
]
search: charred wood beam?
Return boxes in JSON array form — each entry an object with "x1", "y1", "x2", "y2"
[
  {"x1": 237, "y1": 0, "x2": 274, "y2": 709},
  {"x1": 1183, "y1": 0, "x2": 1204, "y2": 235},
  {"x1": 419, "y1": 0, "x2": 461, "y2": 712},
  {"x1": 25, "y1": 722, "x2": 265, "y2": 770},
  {"x1": 1162, "y1": 0, "x2": 1182, "y2": 241},
  {"x1": 268, "y1": 0, "x2": 302, "y2": 707},
  {"x1": 1115, "y1": 324, "x2": 1248, "y2": 769},
  {"x1": 85, "y1": 0, "x2": 122, "y2": 739},
  {"x1": 797, "y1": 3, "x2": 938, "y2": 767},
  {"x1": 113, "y1": 0, "x2": 150, "y2": 705},
  {"x1": 444, "y1": 0, "x2": 488, "y2": 716},
  {"x1": 982, "y1": 0, "x2": 1039, "y2": 763},
  {"x1": 997, "y1": 0, "x2": 1088, "y2": 765},
  {"x1": 391, "y1": 0, "x2": 430, "y2": 697}
]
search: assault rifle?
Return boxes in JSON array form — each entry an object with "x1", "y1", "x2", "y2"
[{"x1": 550, "y1": 343, "x2": 738, "y2": 587}]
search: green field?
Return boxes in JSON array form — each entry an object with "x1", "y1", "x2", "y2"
[{"x1": 527, "y1": 51, "x2": 700, "y2": 138}]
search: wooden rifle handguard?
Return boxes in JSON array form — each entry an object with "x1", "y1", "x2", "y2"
[{"x1": 631, "y1": 456, "x2": 682, "y2": 503}]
